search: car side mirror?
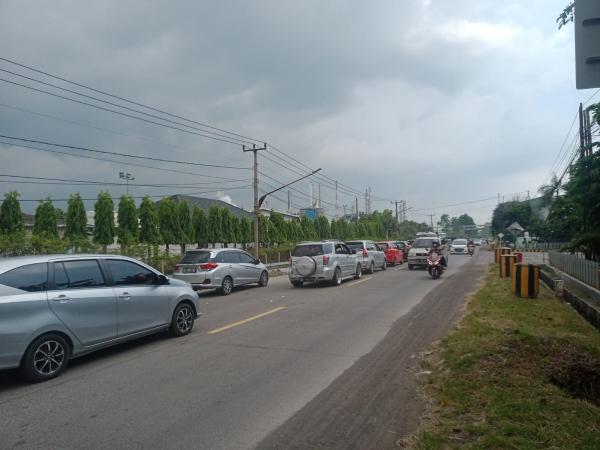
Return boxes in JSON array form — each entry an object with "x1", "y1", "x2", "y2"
[
  {"x1": 254, "y1": 258, "x2": 261, "y2": 265},
  {"x1": 156, "y1": 274, "x2": 169, "y2": 285}
]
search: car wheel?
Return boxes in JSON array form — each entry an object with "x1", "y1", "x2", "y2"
[
  {"x1": 354, "y1": 264, "x2": 362, "y2": 280},
  {"x1": 170, "y1": 302, "x2": 195, "y2": 337},
  {"x1": 21, "y1": 333, "x2": 70, "y2": 382},
  {"x1": 291, "y1": 280, "x2": 303, "y2": 288},
  {"x1": 381, "y1": 260, "x2": 387, "y2": 271},
  {"x1": 219, "y1": 276, "x2": 233, "y2": 295},
  {"x1": 330, "y1": 267, "x2": 342, "y2": 286},
  {"x1": 368, "y1": 261, "x2": 375, "y2": 274},
  {"x1": 258, "y1": 270, "x2": 269, "y2": 287}
]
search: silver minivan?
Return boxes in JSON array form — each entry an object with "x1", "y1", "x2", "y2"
[
  {"x1": 0, "y1": 255, "x2": 201, "y2": 382},
  {"x1": 172, "y1": 248, "x2": 269, "y2": 295},
  {"x1": 345, "y1": 240, "x2": 387, "y2": 273}
]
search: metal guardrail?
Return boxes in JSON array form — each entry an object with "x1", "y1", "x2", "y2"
[{"x1": 549, "y1": 252, "x2": 600, "y2": 290}]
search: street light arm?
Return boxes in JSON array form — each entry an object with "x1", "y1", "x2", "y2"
[{"x1": 257, "y1": 168, "x2": 321, "y2": 209}]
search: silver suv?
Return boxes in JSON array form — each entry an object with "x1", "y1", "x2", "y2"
[
  {"x1": 172, "y1": 248, "x2": 269, "y2": 295},
  {"x1": 345, "y1": 240, "x2": 387, "y2": 273},
  {"x1": 0, "y1": 255, "x2": 200, "y2": 382},
  {"x1": 289, "y1": 241, "x2": 361, "y2": 287}
]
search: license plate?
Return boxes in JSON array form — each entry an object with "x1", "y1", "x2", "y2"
[{"x1": 183, "y1": 267, "x2": 197, "y2": 273}]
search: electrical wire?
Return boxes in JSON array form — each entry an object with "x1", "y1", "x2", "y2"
[
  {"x1": 0, "y1": 140, "x2": 250, "y2": 182},
  {"x1": 0, "y1": 134, "x2": 250, "y2": 170},
  {"x1": 0, "y1": 67, "x2": 254, "y2": 146},
  {"x1": 0, "y1": 56, "x2": 265, "y2": 145}
]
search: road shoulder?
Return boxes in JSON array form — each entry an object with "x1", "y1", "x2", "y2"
[{"x1": 257, "y1": 253, "x2": 490, "y2": 450}]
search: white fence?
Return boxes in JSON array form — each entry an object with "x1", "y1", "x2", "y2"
[{"x1": 549, "y1": 252, "x2": 600, "y2": 290}]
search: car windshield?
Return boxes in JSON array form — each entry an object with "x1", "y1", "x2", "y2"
[
  {"x1": 180, "y1": 251, "x2": 211, "y2": 264},
  {"x1": 453, "y1": 239, "x2": 467, "y2": 245},
  {"x1": 413, "y1": 238, "x2": 438, "y2": 248},
  {"x1": 293, "y1": 244, "x2": 324, "y2": 257},
  {"x1": 377, "y1": 243, "x2": 389, "y2": 250}
]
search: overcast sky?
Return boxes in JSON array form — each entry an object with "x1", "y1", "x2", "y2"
[{"x1": 0, "y1": 0, "x2": 595, "y2": 224}]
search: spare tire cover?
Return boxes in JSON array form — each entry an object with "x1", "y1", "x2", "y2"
[{"x1": 296, "y1": 256, "x2": 317, "y2": 276}]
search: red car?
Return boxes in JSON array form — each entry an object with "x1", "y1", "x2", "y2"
[{"x1": 376, "y1": 241, "x2": 404, "y2": 266}]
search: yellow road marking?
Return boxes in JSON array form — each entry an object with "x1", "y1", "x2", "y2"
[
  {"x1": 207, "y1": 307, "x2": 286, "y2": 335},
  {"x1": 347, "y1": 276, "x2": 372, "y2": 287}
]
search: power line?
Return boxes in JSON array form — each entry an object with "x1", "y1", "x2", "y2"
[
  {"x1": 0, "y1": 56, "x2": 264, "y2": 145},
  {"x1": 0, "y1": 102, "x2": 246, "y2": 168},
  {"x1": 0, "y1": 140, "x2": 249, "y2": 182},
  {"x1": 0, "y1": 77, "x2": 247, "y2": 146},
  {"x1": 0, "y1": 134, "x2": 250, "y2": 170},
  {"x1": 0, "y1": 67, "x2": 254, "y2": 146},
  {"x1": 0, "y1": 173, "x2": 251, "y2": 188}
]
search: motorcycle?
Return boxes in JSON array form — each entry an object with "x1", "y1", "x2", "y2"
[
  {"x1": 467, "y1": 244, "x2": 475, "y2": 256},
  {"x1": 427, "y1": 252, "x2": 444, "y2": 279}
]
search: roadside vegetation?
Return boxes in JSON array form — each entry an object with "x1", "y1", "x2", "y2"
[
  {"x1": 411, "y1": 266, "x2": 600, "y2": 449},
  {"x1": 0, "y1": 190, "x2": 434, "y2": 272}
]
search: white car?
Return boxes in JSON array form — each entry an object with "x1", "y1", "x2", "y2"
[{"x1": 451, "y1": 239, "x2": 468, "y2": 254}]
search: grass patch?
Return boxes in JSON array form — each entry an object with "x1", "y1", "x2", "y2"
[{"x1": 410, "y1": 265, "x2": 600, "y2": 450}]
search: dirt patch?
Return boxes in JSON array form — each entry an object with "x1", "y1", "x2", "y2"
[{"x1": 547, "y1": 347, "x2": 600, "y2": 407}]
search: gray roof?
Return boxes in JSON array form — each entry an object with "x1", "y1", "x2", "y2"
[{"x1": 164, "y1": 195, "x2": 253, "y2": 219}]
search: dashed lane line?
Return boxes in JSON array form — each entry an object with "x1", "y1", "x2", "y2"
[
  {"x1": 207, "y1": 307, "x2": 287, "y2": 334},
  {"x1": 346, "y1": 276, "x2": 372, "y2": 287}
]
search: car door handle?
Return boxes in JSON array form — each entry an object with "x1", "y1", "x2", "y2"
[
  {"x1": 118, "y1": 292, "x2": 131, "y2": 301},
  {"x1": 51, "y1": 295, "x2": 70, "y2": 303}
]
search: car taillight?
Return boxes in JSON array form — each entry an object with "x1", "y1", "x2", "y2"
[
  {"x1": 199, "y1": 262, "x2": 218, "y2": 270},
  {"x1": 323, "y1": 255, "x2": 330, "y2": 265},
  {"x1": 175, "y1": 264, "x2": 181, "y2": 271},
  {"x1": 362, "y1": 249, "x2": 368, "y2": 258}
]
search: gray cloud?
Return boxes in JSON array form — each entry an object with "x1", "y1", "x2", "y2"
[{"x1": 0, "y1": 0, "x2": 590, "y2": 223}]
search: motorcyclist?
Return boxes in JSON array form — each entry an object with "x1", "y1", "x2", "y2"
[{"x1": 429, "y1": 240, "x2": 447, "y2": 268}]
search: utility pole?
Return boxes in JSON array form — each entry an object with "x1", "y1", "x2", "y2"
[
  {"x1": 335, "y1": 181, "x2": 339, "y2": 219},
  {"x1": 287, "y1": 190, "x2": 291, "y2": 212},
  {"x1": 427, "y1": 214, "x2": 435, "y2": 230},
  {"x1": 355, "y1": 197, "x2": 359, "y2": 222},
  {"x1": 579, "y1": 102, "x2": 586, "y2": 158},
  {"x1": 243, "y1": 143, "x2": 267, "y2": 258},
  {"x1": 342, "y1": 204, "x2": 348, "y2": 217}
]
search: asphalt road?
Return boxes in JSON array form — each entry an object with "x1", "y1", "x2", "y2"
[{"x1": 0, "y1": 252, "x2": 487, "y2": 450}]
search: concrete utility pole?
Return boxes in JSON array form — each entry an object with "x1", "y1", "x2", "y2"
[
  {"x1": 355, "y1": 197, "x2": 359, "y2": 221},
  {"x1": 243, "y1": 143, "x2": 267, "y2": 258}
]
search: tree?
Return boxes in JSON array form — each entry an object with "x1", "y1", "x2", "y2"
[
  {"x1": 268, "y1": 211, "x2": 286, "y2": 245},
  {"x1": 93, "y1": 192, "x2": 115, "y2": 252},
  {"x1": 192, "y1": 207, "x2": 209, "y2": 248},
  {"x1": 33, "y1": 198, "x2": 59, "y2": 239},
  {"x1": 158, "y1": 198, "x2": 178, "y2": 254},
  {"x1": 117, "y1": 194, "x2": 138, "y2": 252},
  {"x1": 300, "y1": 215, "x2": 315, "y2": 240},
  {"x1": 538, "y1": 173, "x2": 561, "y2": 207},
  {"x1": 438, "y1": 214, "x2": 451, "y2": 235},
  {"x1": 65, "y1": 193, "x2": 87, "y2": 241},
  {"x1": 239, "y1": 216, "x2": 252, "y2": 249},
  {"x1": 177, "y1": 201, "x2": 193, "y2": 254},
  {"x1": 230, "y1": 213, "x2": 240, "y2": 247},
  {"x1": 0, "y1": 191, "x2": 24, "y2": 236},
  {"x1": 139, "y1": 196, "x2": 160, "y2": 257},
  {"x1": 557, "y1": 2, "x2": 574, "y2": 29},
  {"x1": 207, "y1": 205, "x2": 223, "y2": 247},
  {"x1": 314, "y1": 216, "x2": 331, "y2": 240},
  {"x1": 220, "y1": 209, "x2": 234, "y2": 247}
]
